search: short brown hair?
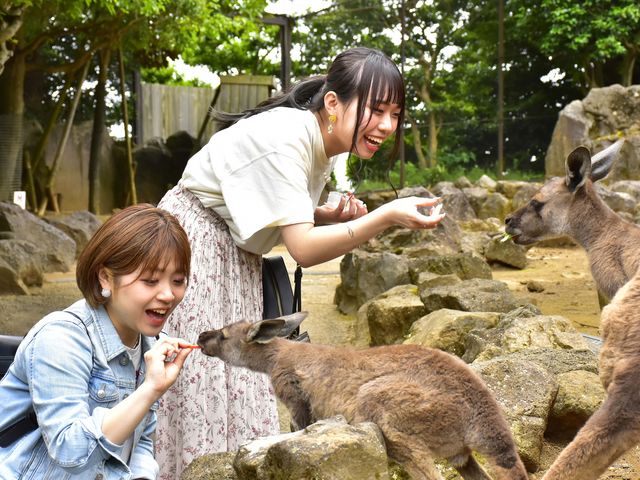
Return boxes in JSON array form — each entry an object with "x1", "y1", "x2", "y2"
[{"x1": 77, "y1": 204, "x2": 191, "y2": 307}]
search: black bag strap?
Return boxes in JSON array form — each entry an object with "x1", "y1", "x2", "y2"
[{"x1": 293, "y1": 264, "x2": 302, "y2": 313}]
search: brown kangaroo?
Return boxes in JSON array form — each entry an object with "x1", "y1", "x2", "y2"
[
  {"x1": 505, "y1": 139, "x2": 640, "y2": 479},
  {"x1": 198, "y1": 312, "x2": 528, "y2": 480}
]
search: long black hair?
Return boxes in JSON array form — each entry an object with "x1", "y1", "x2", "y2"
[{"x1": 213, "y1": 47, "x2": 405, "y2": 159}]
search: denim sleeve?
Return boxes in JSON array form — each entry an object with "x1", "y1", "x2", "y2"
[
  {"x1": 25, "y1": 319, "x2": 126, "y2": 474},
  {"x1": 128, "y1": 410, "x2": 159, "y2": 479}
]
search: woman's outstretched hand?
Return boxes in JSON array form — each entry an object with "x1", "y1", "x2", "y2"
[
  {"x1": 379, "y1": 196, "x2": 446, "y2": 230},
  {"x1": 315, "y1": 192, "x2": 368, "y2": 224}
]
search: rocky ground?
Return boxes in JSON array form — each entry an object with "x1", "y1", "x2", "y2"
[{"x1": 2, "y1": 244, "x2": 640, "y2": 478}]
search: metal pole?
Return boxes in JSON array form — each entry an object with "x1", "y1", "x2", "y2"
[
  {"x1": 399, "y1": 0, "x2": 406, "y2": 189},
  {"x1": 261, "y1": 15, "x2": 292, "y2": 91},
  {"x1": 497, "y1": 0, "x2": 505, "y2": 178}
]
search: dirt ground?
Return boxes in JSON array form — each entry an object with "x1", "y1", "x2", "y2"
[{"x1": 2, "y1": 244, "x2": 640, "y2": 478}]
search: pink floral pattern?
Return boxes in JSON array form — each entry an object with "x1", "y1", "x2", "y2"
[{"x1": 155, "y1": 184, "x2": 279, "y2": 480}]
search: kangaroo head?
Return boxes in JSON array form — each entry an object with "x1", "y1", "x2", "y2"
[
  {"x1": 505, "y1": 140, "x2": 624, "y2": 245},
  {"x1": 197, "y1": 312, "x2": 308, "y2": 367}
]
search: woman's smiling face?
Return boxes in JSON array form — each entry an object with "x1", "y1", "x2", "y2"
[
  {"x1": 327, "y1": 95, "x2": 401, "y2": 159},
  {"x1": 100, "y1": 259, "x2": 187, "y2": 347}
]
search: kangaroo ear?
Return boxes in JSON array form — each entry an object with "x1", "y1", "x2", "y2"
[
  {"x1": 590, "y1": 139, "x2": 623, "y2": 182},
  {"x1": 246, "y1": 319, "x2": 286, "y2": 344},
  {"x1": 277, "y1": 311, "x2": 308, "y2": 337},
  {"x1": 565, "y1": 146, "x2": 591, "y2": 192}
]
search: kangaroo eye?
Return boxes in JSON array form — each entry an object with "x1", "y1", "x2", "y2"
[{"x1": 530, "y1": 200, "x2": 544, "y2": 213}]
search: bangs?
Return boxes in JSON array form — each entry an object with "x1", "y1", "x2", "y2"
[
  {"x1": 370, "y1": 66, "x2": 405, "y2": 109},
  {"x1": 357, "y1": 53, "x2": 405, "y2": 111},
  {"x1": 137, "y1": 230, "x2": 191, "y2": 278}
]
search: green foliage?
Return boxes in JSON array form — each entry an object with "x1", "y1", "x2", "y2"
[
  {"x1": 511, "y1": 0, "x2": 640, "y2": 87},
  {"x1": 140, "y1": 65, "x2": 209, "y2": 87}
]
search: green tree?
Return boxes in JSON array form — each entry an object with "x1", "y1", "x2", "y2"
[
  {"x1": 0, "y1": 0, "x2": 268, "y2": 212},
  {"x1": 512, "y1": 0, "x2": 640, "y2": 89}
]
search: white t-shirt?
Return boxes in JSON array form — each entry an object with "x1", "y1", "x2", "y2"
[{"x1": 181, "y1": 107, "x2": 338, "y2": 254}]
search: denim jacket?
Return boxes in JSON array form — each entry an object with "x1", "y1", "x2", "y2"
[{"x1": 0, "y1": 299, "x2": 159, "y2": 480}]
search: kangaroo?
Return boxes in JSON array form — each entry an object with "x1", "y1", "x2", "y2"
[
  {"x1": 198, "y1": 312, "x2": 528, "y2": 480},
  {"x1": 505, "y1": 139, "x2": 640, "y2": 479}
]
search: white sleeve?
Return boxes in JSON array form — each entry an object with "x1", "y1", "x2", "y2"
[{"x1": 221, "y1": 151, "x2": 315, "y2": 241}]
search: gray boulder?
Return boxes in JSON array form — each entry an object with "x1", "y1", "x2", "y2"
[
  {"x1": 358, "y1": 284, "x2": 427, "y2": 346},
  {"x1": 546, "y1": 370, "x2": 605, "y2": 438},
  {"x1": 473, "y1": 357, "x2": 557, "y2": 471},
  {"x1": 419, "y1": 278, "x2": 520, "y2": 315},
  {"x1": 545, "y1": 84, "x2": 640, "y2": 181},
  {"x1": 463, "y1": 314, "x2": 591, "y2": 363},
  {"x1": 0, "y1": 256, "x2": 29, "y2": 295},
  {"x1": 45, "y1": 210, "x2": 101, "y2": 258},
  {"x1": 335, "y1": 250, "x2": 410, "y2": 314},
  {"x1": 430, "y1": 181, "x2": 477, "y2": 221},
  {"x1": 409, "y1": 252, "x2": 493, "y2": 282},
  {"x1": 0, "y1": 239, "x2": 44, "y2": 287},
  {"x1": 0, "y1": 202, "x2": 75, "y2": 274},
  {"x1": 233, "y1": 416, "x2": 389, "y2": 480},
  {"x1": 484, "y1": 236, "x2": 528, "y2": 269},
  {"x1": 403, "y1": 309, "x2": 501, "y2": 357}
]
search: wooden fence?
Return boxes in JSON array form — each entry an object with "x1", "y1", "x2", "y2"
[{"x1": 139, "y1": 75, "x2": 276, "y2": 145}]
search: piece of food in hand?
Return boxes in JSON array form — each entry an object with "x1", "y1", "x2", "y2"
[
  {"x1": 500, "y1": 232, "x2": 513, "y2": 243},
  {"x1": 178, "y1": 342, "x2": 201, "y2": 349},
  {"x1": 326, "y1": 191, "x2": 343, "y2": 208}
]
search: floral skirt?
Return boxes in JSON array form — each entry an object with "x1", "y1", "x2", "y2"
[{"x1": 155, "y1": 183, "x2": 279, "y2": 480}]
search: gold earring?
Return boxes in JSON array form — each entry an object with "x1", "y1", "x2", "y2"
[{"x1": 328, "y1": 114, "x2": 337, "y2": 134}]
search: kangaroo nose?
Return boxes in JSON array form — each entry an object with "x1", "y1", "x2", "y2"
[{"x1": 505, "y1": 215, "x2": 512, "y2": 226}]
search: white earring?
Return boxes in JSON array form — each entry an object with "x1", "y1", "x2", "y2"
[{"x1": 101, "y1": 288, "x2": 111, "y2": 298}]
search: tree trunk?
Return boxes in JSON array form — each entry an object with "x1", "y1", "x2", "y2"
[
  {"x1": 408, "y1": 115, "x2": 427, "y2": 169},
  {"x1": 0, "y1": 3, "x2": 25, "y2": 77},
  {"x1": 620, "y1": 46, "x2": 637, "y2": 87},
  {"x1": 428, "y1": 111, "x2": 438, "y2": 167},
  {"x1": 88, "y1": 48, "x2": 111, "y2": 214},
  {"x1": 0, "y1": 51, "x2": 25, "y2": 201},
  {"x1": 37, "y1": 59, "x2": 91, "y2": 216}
]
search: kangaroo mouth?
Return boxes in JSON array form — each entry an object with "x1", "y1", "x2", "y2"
[{"x1": 504, "y1": 227, "x2": 527, "y2": 245}]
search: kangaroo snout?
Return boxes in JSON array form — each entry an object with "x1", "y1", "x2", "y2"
[{"x1": 197, "y1": 330, "x2": 219, "y2": 352}]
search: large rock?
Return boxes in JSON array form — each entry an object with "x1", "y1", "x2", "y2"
[
  {"x1": 484, "y1": 236, "x2": 528, "y2": 269},
  {"x1": 403, "y1": 309, "x2": 501, "y2": 357},
  {"x1": 473, "y1": 357, "x2": 557, "y2": 471},
  {"x1": 335, "y1": 250, "x2": 410, "y2": 314},
  {"x1": 545, "y1": 84, "x2": 640, "y2": 181},
  {"x1": 546, "y1": 370, "x2": 605, "y2": 438},
  {"x1": 595, "y1": 184, "x2": 637, "y2": 215},
  {"x1": 0, "y1": 256, "x2": 29, "y2": 295},
  {"x1": 477, "y1": 192, "x2": 511, "y2": 220},
  {"x1": 234, "y1": 416, "x2": 389, "y2": 480},
  {"x1": 45, "y1": 210, "x2": 101, "y2": 258},
  {"x1": 0, "y1": 239, "x2": 44, "y2": 287},
  {"x1": 0, "y1": 202, "x2": 75, "y2": 274},
  {"x1": 463, "y1": 313, "x2": 591, "y2": 363},
  {"x1": 419, "y1": 278, "x2": 520, "y2": 315},
  {"x1": 430, "y1": 181, "x2": 477, "y2": 221},
  {"x1": 358, "y1": 284, "x2": 427, "y2": 346},
  {"x1": 409, "y1": 252, "x2": 493, "y2": 282}
]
